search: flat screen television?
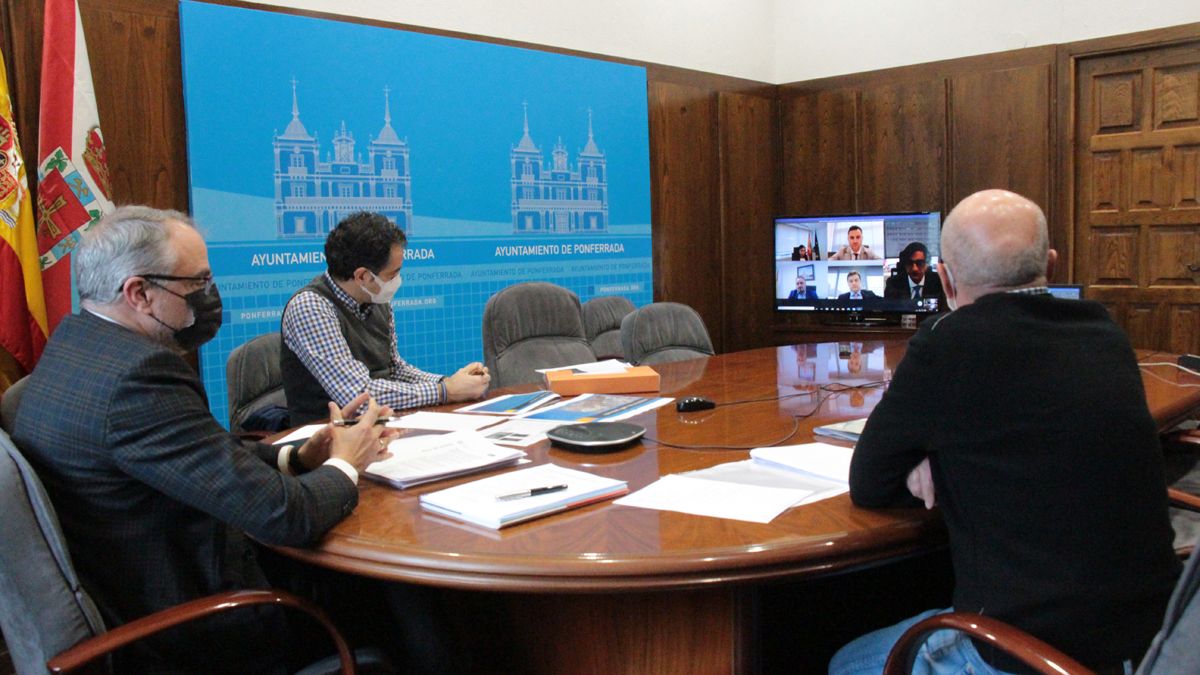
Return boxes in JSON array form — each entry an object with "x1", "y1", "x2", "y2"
[{"x1": 775, "y1": 211, "x2": 942, "y2": 321}]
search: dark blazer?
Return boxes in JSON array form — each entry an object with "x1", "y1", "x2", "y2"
[
  {"x1": 837, "y1": 290, "x2": 878, "y2": 300},
  {"x1": 849, "y1": 293, "x2": 1180, "y2": 670},
  {"x1": 787, "y1": 287, "x2": 819, "y2": 300},
  {"x1": 12, "y1": 311, "x2": 358, "y2": 672},
  {"x1": 884, "y1": 269, "x2": 944, "y2": 302}
]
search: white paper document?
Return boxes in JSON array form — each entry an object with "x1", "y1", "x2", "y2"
[
  {"x1": 365, "y1": 430, "x2": 526, "y2": 489},
  {"x1": 479, "y1": 418, "x2": 564, "y2": 447},
  {"x1": 386, "y1": 411, "x2": 505, "y2": 432},
  {"x1": 273, "y1": 423, "x2": 326, "y2": 445},
  {"x1": 614, "y1": 474, "x2": 813, "y2": 524},
  {"x1": 420, "y1": 463, "x2": 628, "y2": 529},
  {"x1": 749, "y1": 442, "x2": 854, "y2": 483},
  {"x1": 534, "y1": 359, "x2": 631, "y2": 375},
  {"x1": 682, "y1": 459, "x2": 849, "y2": 506}
]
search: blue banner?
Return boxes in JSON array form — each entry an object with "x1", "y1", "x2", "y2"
[{"x1": 179, "y1": 2, "x2": 652, "y2": 425}]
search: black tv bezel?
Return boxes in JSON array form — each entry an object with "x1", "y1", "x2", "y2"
[{"x1": 773, "y1": 210, "x2": 943, "y2": 322}]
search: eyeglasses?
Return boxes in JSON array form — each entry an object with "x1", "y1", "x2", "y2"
[
  {"x1": 906, "y1": 258, "x2": 928, "y2": 268},
  {"x1": 136, "y1": 273, "x2": 215, "y2": 293}
]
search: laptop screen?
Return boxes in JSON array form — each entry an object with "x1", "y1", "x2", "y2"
[{"x1": 1046, "y1": 284, "x2": 1083, "y2": 300}]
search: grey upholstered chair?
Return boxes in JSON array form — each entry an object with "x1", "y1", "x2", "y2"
[
  {"x1": 482, "y1": 282, "x2": 597, "y2": 389},
  {"x1": 226, "y1": 332, "x2": 289, "y2": 433},
  {"x1": 620, "y1": 302, "x2": 715, "y2": 366},
  {"x1": 0, "y1": 428, "x2": 361, "y2": 674},
  {"x1": 581, "y1": 296, "x2": 636, "y2": 360},
  {"x1": 1, "y1": 374, "x2": 27, "y2": 434}
]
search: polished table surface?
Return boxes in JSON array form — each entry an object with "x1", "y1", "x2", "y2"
[
  {"x1": 277, "y1": 342, "x2": 1200, "y2": 589},
  {"x1": 279, "y1": 342, "x2": 948, "y2": 591},
  {"x1": 272, "y1": 341, "x2": 1200, "y2": 673}
]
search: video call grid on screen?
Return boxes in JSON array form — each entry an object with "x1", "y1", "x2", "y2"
[{"x1": 774, "y1": 212, "x2": 940, "y2": 306}]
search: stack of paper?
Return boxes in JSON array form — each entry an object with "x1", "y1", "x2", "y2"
[
  {"x1": 419, "y1": 463, "x2": 628, "y2": 529},
  {"x1": 812, "y1": 417, "x2": 868, "y2": 442},
  {"x1": 615, "y1": 442, "x2": 854, "y2": 523},
  {"x1": 749, "y1": 442, "x2": 854, "y2": 483},
  {"x1": 365, "y1": 431, "x2": 526, "y2": 489}
]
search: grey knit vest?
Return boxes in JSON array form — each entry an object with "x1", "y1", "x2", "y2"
[{"x1": 281, "y1": 274, "x2": 394, "y2": 425}]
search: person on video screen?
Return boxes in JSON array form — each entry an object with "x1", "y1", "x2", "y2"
[
  {"x1": 829, "y1": 225, "x2": 880, "y2": 260},
  {"x1": 884, "y1": 241, "x2": 945, "y2": 306},
  {"x1": 837, "y1": 271, "x2": 878, "y2": 300},
  {"x1": 787, "y1": 275, "x2": 819, "y2": 300},
  {"x1": 791, "y1": 244, "x2": 811, "y2": 261}
]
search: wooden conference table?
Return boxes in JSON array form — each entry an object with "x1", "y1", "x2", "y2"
[{"x1": 272, "y1": 341, "x2": 1200, "y2": 674}]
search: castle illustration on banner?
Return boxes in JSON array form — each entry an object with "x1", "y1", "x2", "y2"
[
  {"x1": 273, "y1": 83, "x2": 608, "y2": 238},
  {"x1": 509, "y1": 102, "x2": 608, "y2": 234},
  {"x1": 273, "y1": 80, "x2": 412, "y2": 238}
]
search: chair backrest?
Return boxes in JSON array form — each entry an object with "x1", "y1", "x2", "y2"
[
  {"x1": 1, "y1": 374, "x2": 28, "y2": 435},
  {"x1": 581, "y1": 296, "x2": 636, "y2": 360},
  {"x1": 0, "y1": 429, "x2": 107, "y2": 674},
  {"x1": 226, "y1": 333, "x2": 287, "y2": 432},
  {"x1": 620, "y1": 302, "x2": 715, "y2": 366},
  {"x1": 482, "y1": 282, "x2": 597, "y2": 389}
]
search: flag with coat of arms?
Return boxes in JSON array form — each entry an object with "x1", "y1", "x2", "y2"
[
  {"x1": 0, "y1": 47, "x2": 48, "y2": 373},
  {"x1": 37, "y1": 0, "x2": 114, "y2": 335}
]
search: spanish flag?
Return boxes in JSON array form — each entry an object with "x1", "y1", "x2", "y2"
[
  {"x1": 0, "y1": 50, "x2": 48, "y2": 374},
  {"x1": 37, "y1": 0, "x2": 113, "y2": 334}
]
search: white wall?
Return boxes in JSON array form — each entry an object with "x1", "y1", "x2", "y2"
[
  {"x1": 773, "y1": 0, "x2": 1200, "y2": 83},
  {"x1": 247, "y1": 0, "x2": 1200, "y2": 84},
  {"x1": 245, "y1": 0, "x2": 776, "y2": 82}
]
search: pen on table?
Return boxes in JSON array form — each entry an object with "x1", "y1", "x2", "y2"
[
  {"x1": 330, "y1": 416, "x2": 402, "y2": 427},
  {"x1": 495, "y1": 484, "x2": 568, "y2": 501}
]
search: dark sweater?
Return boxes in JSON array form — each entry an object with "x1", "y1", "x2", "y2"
[{"x1": 850, "y1": 292, "x2": 1181, "y2": 670}]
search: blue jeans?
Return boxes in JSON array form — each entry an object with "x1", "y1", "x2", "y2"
[{"x1": 828, "y1": 608, "x2": 1017, "y2": 675}]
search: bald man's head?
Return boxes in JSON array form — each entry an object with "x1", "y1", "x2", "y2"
[{"x1": 942, "y1": 190, "x2": 1052, "y2": 295}]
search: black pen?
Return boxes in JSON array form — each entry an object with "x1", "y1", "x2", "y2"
[
  {"x1": 330, "y1": 416, "x2": 401, "y2": 427},
  {"x1": 495, "y1": 484, "x2": 568, "y2": 501}
]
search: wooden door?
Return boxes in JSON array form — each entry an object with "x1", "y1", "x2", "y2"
[{"x1": 1074, "y1": 38, "x2": 1200, "y2": 353}]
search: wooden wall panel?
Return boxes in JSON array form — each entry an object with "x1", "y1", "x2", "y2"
[
  {"x1": 780, "y1": 89, "x2": 856, "y2": 214},
  {"x1": 949, "y1": 65, "x2": 1052, "y2": 214},
  {"x1": 648, "y1": 81, "x2": 724, "y2": 351},
  {"x1": 718, "y1": 91, "x2": 777, "y2": 353},
  {"x1": 857, "y1": 79, "x2": 945, "y2": 213},
  {"x1": 81, "y1": 1, "x2": 188, "y2": 208},
  {"x1": 1169, "y1": 304, "x2": 1199, "y2": 353}
]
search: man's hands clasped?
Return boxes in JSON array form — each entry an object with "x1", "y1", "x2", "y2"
[{"x1": 297, "y1": 392, "x2": 399, "y2": 473}]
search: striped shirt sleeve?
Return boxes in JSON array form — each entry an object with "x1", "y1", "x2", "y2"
[{"x1": 281, "y1": 291, "x2": 444, "y2": 410}]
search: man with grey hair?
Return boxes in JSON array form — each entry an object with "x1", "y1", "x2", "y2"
[
  {"x1": 830, "y1": 190, "x2": 1180, "y2": 674},
  {"x1": 12, "y1": 205, "x2": 397, "y2": 672}
]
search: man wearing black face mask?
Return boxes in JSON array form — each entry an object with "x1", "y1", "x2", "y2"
[{"x1": 11, "y1": 205, "x2": 399, "y2": 673}]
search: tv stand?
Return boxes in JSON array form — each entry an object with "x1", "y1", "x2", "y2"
[{"x1": 819, "y1": 314, "x2": 900, "y2": 327}]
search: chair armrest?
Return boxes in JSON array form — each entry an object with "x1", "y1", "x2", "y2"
[
  {"x1": 1169, "y1": 487, "x2": 1200, "y2": 512},
  {"x1": 881, "y1": 612, "x2": 1091, "y2": 675},
  {"x1": 46, "y1": 589, "x2": 355, "y2": 674}
]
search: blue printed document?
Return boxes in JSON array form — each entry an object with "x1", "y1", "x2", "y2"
[
  {"x1": 455, "y1": 391, "x2": 560, "y2": 415},
  {"x1": 520, "y1": 393, "x2": 671, "y2": 423}
]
